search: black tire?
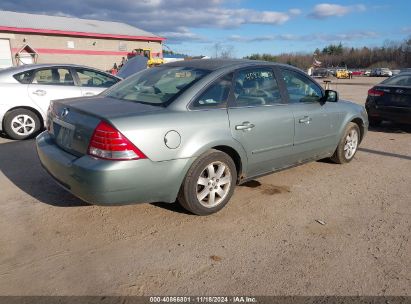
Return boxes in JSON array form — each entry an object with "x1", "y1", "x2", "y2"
[
  {"x1": 178, "y1": 149, "x2": 237, "y2": 216},
  {"x1": 369, "y1": 117, "x2": 382, "y2": 127},
  {"x1": 4, "y1": 108, "x2": 41, "y2": 140},
  {"x1": 330, "y1": 122, "x2": 360, "y2": 164}
]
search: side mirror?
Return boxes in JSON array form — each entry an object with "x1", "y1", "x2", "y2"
[{"x1": 323, "y1": 89, "x2": 339, "y2": 103}]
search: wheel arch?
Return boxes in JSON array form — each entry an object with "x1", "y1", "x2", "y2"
[
  {"x1": 350, "y1": 117, "x2": 366, "y2": 143},
  {"x1": 212, "y1": 145, "x2": 243, "y2": 183},
  {"x1": 181, "y1": 139, "x2": 248, "y2": 184}
]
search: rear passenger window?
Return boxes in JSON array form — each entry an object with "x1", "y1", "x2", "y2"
[
  {"x1": 191, "y1": 73, "x2": 233, "y2": 108},
  {"x1": 13, "y1": 70, "x2": 34, "y2": 84},
  {"x1": 32, "y1": 68, "x2": 74, "y2": 86},
  {"x1": 233, "y1": 68, "x2": 281, "y2": 107}
]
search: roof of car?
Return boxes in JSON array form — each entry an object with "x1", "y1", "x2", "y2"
[
  {"x1": 0, "y1": 64, "x2": 116, "y2": 78},
  {"x1": 163, "y1": 59, "x2": 288, "y2": 71}
]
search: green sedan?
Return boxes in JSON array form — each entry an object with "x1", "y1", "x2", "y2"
[{"x1": 36, "y1": 59, "x2": 368, "y2": 215}]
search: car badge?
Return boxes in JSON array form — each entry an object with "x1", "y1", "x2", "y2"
[
  {"x1": 396, "y1": 89, "x2": 404, "y2": 94},
  {"x1": 61, "y1": 108, "x2": 69, "y2": 118}
]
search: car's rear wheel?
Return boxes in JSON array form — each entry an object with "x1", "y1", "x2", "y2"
[
  {"x1": 178, "y1": 149, "x2": 237, "y2": 215},
  {"x1": 4, "y1": 109, "x2": 41, "y2": 140},
  {"x1": 330, "y1": 122, "x2": 360, "y2": 164}
]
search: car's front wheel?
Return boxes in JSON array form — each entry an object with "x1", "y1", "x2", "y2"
[
  {"x1": 178, "y1": 149, "x2": 237, "y2": 215},
  {"x1": 330, "y1": 122, "x2": 360, "y2": 164},
  {"x1": 4, "y1": 109, "x2": 41, "y2": 140}
]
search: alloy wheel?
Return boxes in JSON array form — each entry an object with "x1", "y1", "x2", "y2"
[
  {"x1": 196, "y1": 161, "x2": 232, "y2": 208},
  {"x1": 344, "y1": 129, "x2": 358, "y2": 160}
]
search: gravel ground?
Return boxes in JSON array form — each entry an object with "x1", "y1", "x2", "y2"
[{"x1": 0, "y1": 76, "x2": 410, "y2": 296}]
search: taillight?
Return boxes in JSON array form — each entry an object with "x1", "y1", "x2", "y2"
[
  {"x1": 368, "y1": 88, "x2": 384, "y2": 97},
  {"x1": 88, "y1": 121, "x2": 147, "y2": 160}
]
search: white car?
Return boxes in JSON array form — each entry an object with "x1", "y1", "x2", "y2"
[{"x1": 0, "y1": 64, "x2": 121, "y2": 139}]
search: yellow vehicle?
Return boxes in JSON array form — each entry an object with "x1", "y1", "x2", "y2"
[
  {"x1": 128, "y1": 48, "x2": 164, "y2": 67},
  {"x1": 336, "y1": 68, "x2": 349, "y2": 79}
]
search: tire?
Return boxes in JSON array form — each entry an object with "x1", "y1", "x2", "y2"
[
  {"x1": 369, "y1": 117, "x2": 382, "y2": 127},
  {"x1": 4, "y1": 108, "x2": 41, "y2": 140},
  {"x1": 178, "y1": 149, "x2": 237, "y2": 216},
  {"x1": 330, "y1": 122, "x2": 360, "y2": 164}
]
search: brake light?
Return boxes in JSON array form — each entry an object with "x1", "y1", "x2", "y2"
[
  {"x1": 368, "y1": 88, "x2": 384, "y2": 97},
  {"x1": 88, "y1": 121, "x2": 147, "y2": 160}
]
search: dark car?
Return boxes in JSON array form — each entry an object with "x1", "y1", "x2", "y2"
[
  {"x1": 365, "y1": 72, "x2": 411, "y2": 126},
  {"x1": 312, "y1": 68, "x2": 329, "y2": 78}
]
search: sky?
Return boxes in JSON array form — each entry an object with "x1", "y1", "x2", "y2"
[{"x1": 0, "y1": 0, "x2": 410, "y2": 57}]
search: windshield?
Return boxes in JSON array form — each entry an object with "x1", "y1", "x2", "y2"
[{"x1": 105, "y1": 66, "x2": 210, "y2": 106}]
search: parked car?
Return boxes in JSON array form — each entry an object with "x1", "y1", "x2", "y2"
[
  {"x1": 36, "y1": 59, "x2": 368, "y2": 215},
  {"x1": 312, "y1": 68, "x2": 329, "y2": 78},
  {"x1": 364, "y1": 70, "x2": 371, "y2": 76},
  {"x1": 0, "y1": 64, "x2": 121, "y2": 139},
  {"x1": 370, "y1": 68, "x2": 392, "y2": 77},
  {"x1": 365, "y1": 72, "x2": 411, "y2": 126}
]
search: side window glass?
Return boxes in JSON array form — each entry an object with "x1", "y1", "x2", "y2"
[
  {"x1": 75, "y1": 69, "x2": 118, "y2": 88},
  {"x1": 233, "y1": 68, "x2": 281, "y2": 107},
  {"x1": 13, "y1": 70, "x2": 34, "y2": 84},
  {"x1": 192, "y1": 73, "x2": 233, "y2": 108},
  {"x1": 281, "y1": 69, "x2": 323, "y2": 103},
  {"x1": 32, "y1": 68, "x2": 74, "y2": 86}
]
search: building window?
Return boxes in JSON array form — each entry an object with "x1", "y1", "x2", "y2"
[{"x1": 119, "y1": 41, "x2": 127, "y2": 51}]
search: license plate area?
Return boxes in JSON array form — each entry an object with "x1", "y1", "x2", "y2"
[
  {"x1": 53, "y1": 118, "x2": 75, "y2": 149},
  {"x1": 391, "y1": 95, "x2": 407, "y2": 103}
]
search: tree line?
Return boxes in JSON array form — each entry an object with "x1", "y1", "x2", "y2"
[{"x1": 244, "y1": 37, "x2": 411, "y2": 70}]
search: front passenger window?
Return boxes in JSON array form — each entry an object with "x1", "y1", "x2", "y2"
[
  {"x1": 281, "y1": 69, "x2": 323, "y2": 103},
  {"x1": 75, "y1": 69, "x2": 118, "y2": 88}
]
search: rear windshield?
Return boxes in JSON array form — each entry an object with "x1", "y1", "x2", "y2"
[
  {"x1": 381, "y1": 74, "x2": 411, "y2": 86},
  {"x1": 105, "y1": 66, "x2": 210, "y2": 106}
]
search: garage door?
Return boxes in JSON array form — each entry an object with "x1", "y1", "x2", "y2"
[{"x1": 0, "y1": 39, "x2": 13, "y2": 69}]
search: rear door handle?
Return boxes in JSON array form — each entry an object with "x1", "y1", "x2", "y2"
[
  {"x1": 32, "y1": 90, "x2": 47, "y2": 96},
  {"x1": 83, "y1": 92, "x2": 95, "y2": 96},
  {"x1": 235, "y1": 121, "x2": 255, "y2": 131},
  {"x1": 299, "y1": 116, "x2": 312, "y2": 124}
]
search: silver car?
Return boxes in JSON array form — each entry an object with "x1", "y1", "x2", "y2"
[
  {"x1": 36, "y1": 59, "x2": 368, "y2": 215},
  {"x1": 0, "y1": 64, "x2": 121, "y2": 139}
]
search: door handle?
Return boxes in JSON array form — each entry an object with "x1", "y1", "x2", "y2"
[
  {"x1": 235, "y1": 121, "x2": 255, "y2": 131},
  {"x1": 299, "y1": 116, "x2": 312, "y2": 124},
  {"x1": 83, "y1": 92, "x2": 95, "y2": 96},
  {"x1": 32, "y1": 90, "x2": 47, "y2": 96}
]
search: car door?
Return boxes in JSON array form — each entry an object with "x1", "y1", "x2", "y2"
[
  {"x1": 72, "y1": 68, "x2": 119, "y2": 96},
  {"x1": 279, "y1": 68, "x2": 338, "y2": 161},
  {"x1": 27, "y1": 67, "x2": 82, "y2": 114},
  {"x1": 227, "y1": 67, "x2": 295, "y2": 177}
]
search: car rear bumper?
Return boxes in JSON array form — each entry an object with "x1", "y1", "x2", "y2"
[
  {"x1": 36, "y1": 131, "x2": 192, "y2": 205},
  {"x1": 366, "y1": 104, "x2": 411, "y2": 124}
]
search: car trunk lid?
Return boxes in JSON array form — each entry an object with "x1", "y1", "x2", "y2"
[
  {"x1": 48, "y1": 96, "x2": 165, "y2": 157},
  {"x1": 372, "y1": 85, "x2": 411, "y2": 107}
]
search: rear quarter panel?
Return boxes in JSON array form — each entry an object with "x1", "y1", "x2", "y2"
[{"x1": 110, "y1": 108, "x2": 248, "y2": 168}]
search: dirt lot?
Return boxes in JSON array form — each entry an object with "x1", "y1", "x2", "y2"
[{"x1": 0, "y1": 77, "x2": 410, "y2": 296}]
